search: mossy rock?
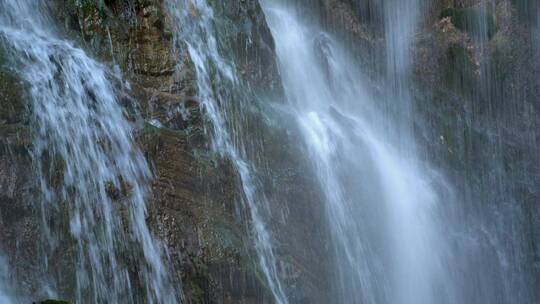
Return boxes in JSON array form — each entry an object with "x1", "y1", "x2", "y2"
[
  {"x1": 0, "y1": 67, "x2": 27, "y2": 125},
  {"x1": 440, "y1": 7, "x2": 497, "y2": 40},
  {"x1": 444, "y1": 43, "x2": 476, "y2": 95}
]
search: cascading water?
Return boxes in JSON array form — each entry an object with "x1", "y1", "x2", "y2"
[
  {"x1": 383, "y1": 0, "x2": 418, "y2": 138},
  {"x1": 442, "y1": 1, "x2": 534, "y2": 302},
  {"x1": 0, "y1": 255, "x2": 15, "y2": 303},
  {"x1": 166, "y1": 1, "x2": 288, "y2": 303},
  {"x1": 262, "y1": 0, "x2": 536, "y2": 303},
  {"x1": 0, "y1": 1, "x2": 176, "y2": 302},
  {"x1": 262, "y1": 1, "x2": 451, "y2": 303},
  {"x1": 0, "y1": 0, "x2": 536, "y2": 303}
]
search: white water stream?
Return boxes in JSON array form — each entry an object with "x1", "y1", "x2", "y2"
[
  {"x1": 262, "y1": 2, "x2": 451, "y2": 303},
  {"x1": 0, "y1": 0, "x2": 534, "y2": 303},
  {"x1": 0, "y1": 1, "x2": 176, "y2": 302},
  {"x1": 166, "y1": 0, "x2": 288, "y2": 302}
]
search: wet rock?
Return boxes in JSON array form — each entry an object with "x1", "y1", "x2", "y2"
[
  {"x1": 445, "y1": 43, "x2": 477, "y2": 92},
  {"x1": 55, "y1": 0, "x2": 299, "y2": 302},
  {"x1": 137, "y1": 123, "x2": 272, "y2": 302},
  {"x1": 14, "y1": 0, "x2": 537, "y2": 303},
  {"x1": 0, "y1": 71, "x2": 26, "y2": 125},
  {"x1": 440, "y1": 6, "x2": 497, "y2": 39}
]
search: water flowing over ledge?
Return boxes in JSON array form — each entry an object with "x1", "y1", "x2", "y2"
[
  {"x1": 0, "y1": 0, "x2": 176, "y2": 302},
  {"x1": 261, "y1": 1, "x2": 450, "y2": 303},
  {"x1": 0, "y1": 0, "x2": 537, "y2": 303},
  {"x1": 166, "y1": 0, "x2": 289, "y2": 302}
]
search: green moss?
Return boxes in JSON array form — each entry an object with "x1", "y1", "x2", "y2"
[
  {"x1": 65, "y1": 0, "x2": 105, "y2": 19},
  {"x1": 0, "y1": 64, "x2": 28, "y2": 125},
  {"x1": 440, "y1": 7, "x2": 496, "y2": 39},
  {"x1": 444, "y1": 43, "x2": 476, "y2": 96},
  {"x1": 242, "y1": 258, "x2": 272, "y2": 297},
  {"x1": 0, "y1": 123, "x2": 31, "y2": 148},
  {"x1": 201, "y1": 213, "x2": 243, "y2": 258},
  {"x1": 142, "y1": 121, "x2": 160, "y2": 133},
  {"x1": 0, "y1": 48, "x2": 5, "y2": 67},
  {"x1": 187, "y1": 280, "x2": 205, "y2": 304}
]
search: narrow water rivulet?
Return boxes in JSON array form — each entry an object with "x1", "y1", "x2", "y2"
[
  {"x1": 0, "y1": 1, "x2": 176, "y2": 302},
  {"x1": 0, "y1": 255, "x2": 14, "y2": 303},
  {"x1": 166, "y1": 0, "x2": 289, "y2": 302}
]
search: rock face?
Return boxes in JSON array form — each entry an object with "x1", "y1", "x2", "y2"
[
  {"x1": 0, "y1": 52, "x2": 42, "y2": 295},
  {"x1": 0, "y1": 0, "x2": 330, "y2": 303},
  {"x1": 51, "y1": 0, "x2": 292, "y2": 302},
  {"x1": 318, "y1": 0, "x2": 540, "y2": 301},
  {"x1": 1, "y1": 0, "x2": 539, "y2": 303},
  {"x1": 414, "y1": 1, "x2": 540, "y2": 300}
]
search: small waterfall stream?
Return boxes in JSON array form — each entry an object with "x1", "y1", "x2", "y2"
[
  {"x1": 261, "y1": 2, "x2": 450, "y2": 303},
  {"x1": 0, "y1": 1, "x2": 176, "y2": 302},
  {"x1": 0, "y1": 255, "x2": 14, "y2": 303},
  {"x1": 166, "y1": 1, "x2": 288, "y2": 302}
]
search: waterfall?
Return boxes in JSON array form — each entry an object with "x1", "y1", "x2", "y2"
[
  {"x1": 166, "y1": 1, "x2": 288, "y2": 303},
  {"x1": 446, "y1": 1, "x2": 534, "y2": 302},
  {"x1": 0, "y1": 1, "x2": 176, "y2": 302},
  {"x1": 383, "y1": 0, "x2": 418, "y2": 137},
  {"x1": 261, "y1": 1, "x2": 451, "y2": 303},
  {"x1": 0, "y1": 0, "x2": 536, "y2": 303},
  {"x1": 261, "y1": 0, "x2": 536, "y2": 303},
  {"x1": 0, "y1": 255, "x2": 14, "y2": 303}
]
